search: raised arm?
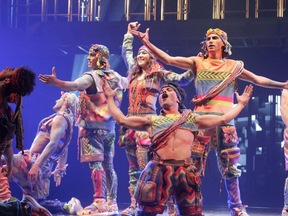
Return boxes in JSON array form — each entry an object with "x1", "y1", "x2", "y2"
[
  {"x1": 39, "y1": 67, "x2": 94, "y2": 91},
  {"x1": 122, "y1": 22, "x2": 141, "y2": 70},
  {"x1": 239, "y1": 68, "x2": 288, "y2": 89},
  {"x1": 103, "y1": 80, "x2": 151, "y2": 131},
  {"x1": 28, "y1": 115, "x2": 67, "y2": 182},
  {"x1": 281, "y1": 89, "x2": 288, "y2": 126},
  {"x1": 131, "y1": 28, "x2": 197, "y2": 70},
  {"x1": 161, "y1": 70, "x2": 194, "y2": 86},
  {"x1": 195, "y1": 85, "x2": 253, "y2": 129}
]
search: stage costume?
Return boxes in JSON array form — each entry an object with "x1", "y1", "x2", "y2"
[
  {"x1": 76, "y1": 67, "x2": 128, "y2": 215},
  {"x1": 135, "y1": 111, "x2": 203, "y2": 216},
  {"x1": 192, "y1": 56, "x2": 246, "y2": 214},
  {"x1": 121, "y1": 33, "x2": 193, "y2": 215},
  {"x1": 12, "y1": 112, "x2": 73, "y2": 200},
  {"x1": 0, "y1": 103, "x2": 15, "y2": 155},
  {"x1": 283, "y1": 128, "x2": 288, "y2": 216}
]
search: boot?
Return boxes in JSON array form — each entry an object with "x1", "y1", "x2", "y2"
[{"x1": 121, "y1": 186, "x2": 137, "y2": 216}]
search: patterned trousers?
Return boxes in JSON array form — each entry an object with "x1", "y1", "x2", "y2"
[
  {"x1": 198, "y1": 125, "x2": 242, "y2": 209},
  {"x1": 79, "y1": 128, "x2": 118, "y2": 201},
  {"x1": 123, "y1": 129, "x2": 150, "y2": 192},
  {"x1": 135, "y1": 160, "x2": 203, "y2": 216},
  {"x1": 12, "y1": 150, "x2": 53, "y2": 200}
]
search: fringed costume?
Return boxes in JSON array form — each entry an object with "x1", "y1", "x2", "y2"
[
  {"x1": 12, "y1": 112, "x2": 73, "y2": 200},
  {"x1": 135, "y1": 110, "x2": 203, "y2": 216},
  {"x1": 192, "y1": 56, "x2": 247, "y2": 215},
  {"x1": 76, "y1": 53, "x2": 129, "y2": 215},
  {"x1": 121, "y1": 33, "x2": 193, "y2": 215}
]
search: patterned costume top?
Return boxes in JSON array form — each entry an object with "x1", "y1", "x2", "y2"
[
  {"x1": 76, "y1": 69, "x2": 129, "y2": 130},
  {"x1": 122, "y1": 34, "x2": 193, "y2": 116},
  {"x1": 194, "y1": 58, "x2": 244, "y2": 125},
  {"x1": 0, "y1": 103, "x2": 15, "y2": 154},
  {"x1": 37, "y1": 112, "x2": 73, "y2": 162},
  {"x1": 150, "y1": 111, "x2": 198, "y2": 139}
]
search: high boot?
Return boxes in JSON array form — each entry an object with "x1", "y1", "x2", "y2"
[
  {"x1": 77, "y1": 169, "x2": 107, "y2": 215},
  {"x1": 225, "y1": 178, "x2": 249, "y2": 216}
]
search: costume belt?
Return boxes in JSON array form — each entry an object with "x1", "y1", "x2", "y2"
[{"x1": 152, "y1": 154, "x2": 192, "y2": 166}]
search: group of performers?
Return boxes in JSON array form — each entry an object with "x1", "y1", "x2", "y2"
[{"x1": 1, "y1": 22, "x2": 288, "y2": 216}]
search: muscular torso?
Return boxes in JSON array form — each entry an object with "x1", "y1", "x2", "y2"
[
  {"x1": 150, "y1": 111, "x2": 198, "y2": 160},
  {"x1": 154, "y1": 129, "x2": 195, "y2": 160}
]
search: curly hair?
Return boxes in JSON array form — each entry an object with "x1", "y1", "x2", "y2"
[
  {"x1": 11, "y1": 67, "x2": 36, "y2": 96},
  {"x1": 127, "y1": 55, "x2": 156, "y2": 82}
]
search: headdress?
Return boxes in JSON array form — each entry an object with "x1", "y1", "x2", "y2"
[
  {"x1": 200, "y1": 28, "x2": 232, "y2": 57},
  {"x1": 61, "y1": 91, "x2": 78, "y2": 120},
  {"x1": 89, "y1": 44, "x2": 110, "y2": 70}
]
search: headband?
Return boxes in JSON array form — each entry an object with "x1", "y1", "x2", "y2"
[{"x1": 200, "y1": 28, "x2": 232, "y2": 56}]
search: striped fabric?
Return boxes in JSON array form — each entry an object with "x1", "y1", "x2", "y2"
[
  {"x1": 150, "y1": 112, "x2": 198, "y2": 138},
  {"x1": 284, "y1": 128, "x2": 288, "y2": 170},
  {"x1": 194, "y1": 58, "x2": 244, "y2": 125}
]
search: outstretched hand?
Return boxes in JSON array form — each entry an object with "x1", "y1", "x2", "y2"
[
  {"x1": 127, "y1": 21, "x2": 141, "y2": 34},
  {"x1": 103, "y1": 79, "x2": 119, "y2": 98},
  {"x1": 235, "y1": 84, "x2": 253, "y2": 106},
  {"x1": 131, "y1": 28, "x2": 150, "y2": 45},
  {"x1": 39, "y1": 67, "x2": 58, "y2": 85}
]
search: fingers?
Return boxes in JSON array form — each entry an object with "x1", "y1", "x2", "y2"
[
  {"x1": 245, "y1": 84, "x2": 253, "y2": 96},
  {"x1": 146, "y1": 28, "x2": 150, "y2": 34},
  {"x1": 52, "y1": 67, "x2": 56, "y2": 75},
  {"x1": 234, "y1": 92, "x2": 239, "y2": 98},
  {"x1": 38, "y1": 75, "x2": 48, "y2": 83}
]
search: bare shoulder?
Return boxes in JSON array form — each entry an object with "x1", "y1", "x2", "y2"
[{"x1": 52, "y1": 115, "x2": 68, "y2": 126}]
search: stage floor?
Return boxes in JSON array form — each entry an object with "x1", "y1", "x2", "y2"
[{"x1": 53, "y1": 203, "x2": 282, "y2": 216}]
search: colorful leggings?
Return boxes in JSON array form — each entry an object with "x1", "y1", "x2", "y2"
[
  {"x1": 198, "y1": 126, "x2": 242, "y2": 209},
  {"x1": 123, "y1": 129, "x2": 150, "y2": 191},
  {"x1": 79, "y1": 128, "x2": 117, "y2": 201},
  {"x1": 135, "y1": 160, "x2": 203, "y2": 216},
  {"x1": 283, "y1": 128, "x2": 288, "y2": 206},
  {"x1": 12, "y1": 150, "x2": 53, "y2": 200}
]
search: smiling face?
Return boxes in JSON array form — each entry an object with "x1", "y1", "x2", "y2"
[
  {"x1": 206, "y1": 33, "x2": 224, "y2": 55},
  {"x1": 137, "y1": 49, "x2": 150, "y2": 69},
  {"x1": 159, "y1": 86, "x2": 179, "y2": 109},
  {"x1": 87, "y1": 51, "x2": 98, "y2": 69}
]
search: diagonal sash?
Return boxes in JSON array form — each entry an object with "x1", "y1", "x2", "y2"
[
  {"x1": 148, "y1": 109, "x2": 191, "y2": 155},
  {"x1": 191, "y1": 61, "x2": 244, "y2": 106}
]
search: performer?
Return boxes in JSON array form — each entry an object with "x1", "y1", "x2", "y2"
[
  {"x1": 281, "y1": 89, "x2": 288, "y2": 216},
  {"x1": 0, "y1": 66, "x2": 36, "y2": 179},
  {"x1": 8, "y1": 92, "x2": 78, "y2": 202},
  {"x1": 0, "y1": 67, "x2": 52, "y2": 215},
  {"x1": 104, "y1": 79, "x2": 253, "y2": 216},
  {"x1": 39, "y1": 44, "x2": 129, "y2": 215},
  {"x1": 132, "y1": 27, "x2": 288, "y2": 216},
  {"x1": 121, "y1": 22, "x2": 193, "y2": 216}
]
